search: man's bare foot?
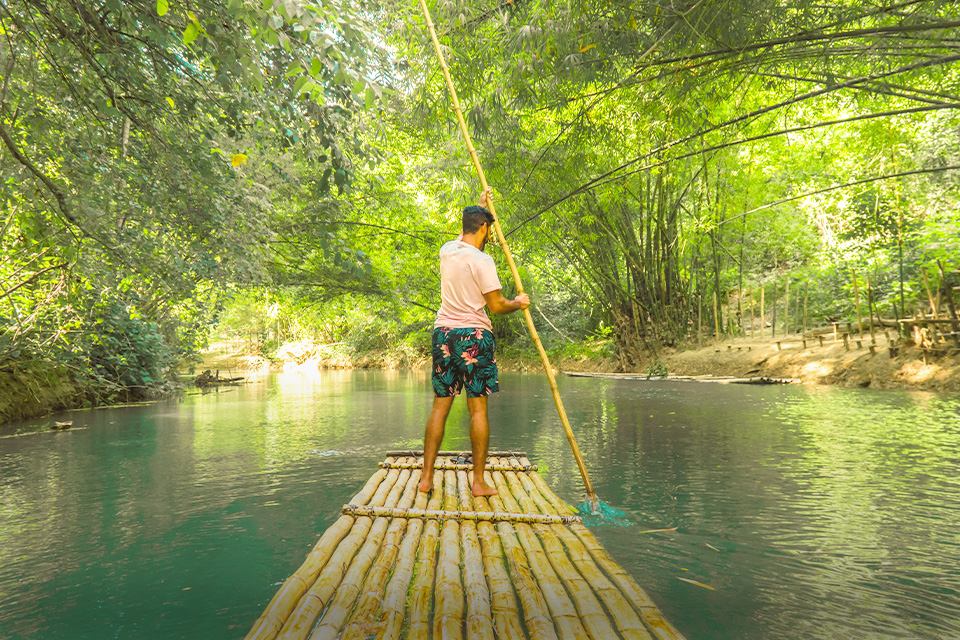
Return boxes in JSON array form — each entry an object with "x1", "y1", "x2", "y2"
[
  {"x1": 418, "y1": 477, "x2": 433, "y2": 493},
  {"x1": 472, "y1": 482, "x2": 498, "y2": 497}
]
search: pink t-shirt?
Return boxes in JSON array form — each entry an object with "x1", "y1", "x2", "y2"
[{"x1": 434, "y1": 240, "x2": 502, "y2": 330}]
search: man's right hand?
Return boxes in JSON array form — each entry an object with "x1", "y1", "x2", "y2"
[{"x1": 515, "y1": 293, "x2": 530, "y2": 310}]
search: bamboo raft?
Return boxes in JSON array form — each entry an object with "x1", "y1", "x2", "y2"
[{"x1": 245, "y1": 452, "x2": 686, "y2": 640}]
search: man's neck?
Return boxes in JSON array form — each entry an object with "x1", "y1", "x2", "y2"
[{"x1": 460, "y1": 232, "x2": 484, "y2": 250}]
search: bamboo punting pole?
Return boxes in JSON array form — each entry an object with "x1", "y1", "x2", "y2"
[
  {"x1": 244, "y1": 467, "x2": 391, "y2": 640},
  {"x1": 482, "y1": 470, "x2": 560, "y2": 640},
  {"x1": 865, "y1": 275, "x2": 876, "y2": 344},
  {"x1": 338, "y1": 469, "x2": 424, "y2": 640},
  {"x1": 434, "y1": 469, "x2": 465, "y2": 640},
  {"x1": 379, "y1": 461, "x2": 537, "y2": 472},
  {"x1": 852, "y1": 268, "x2": 863, "y2": 337},
  {"x1": 498, "y1": 464, "x2": 617, "y2": 640},
  {"x1": 340, "y1": 504, "x2": 580, "y2": 525},
  {"x1": 512, "y1": 459, "x2": 653, "y2": 640},
  {"x1": 750, "y1": 287, "x2": 755, "y2": 337},
  {"x1": 276, "y1": 463, "x2": 407, "y2": 640},
  {"x1": 490, "y1": 467, "x2": 587, "y2": 640},
  {"x1": 455, "y1": 471, "x2": 496, "y2": 640},
  {"x1": 471, "y1": 477, "x2": 530, "y2": 640},
  {"x1": 310, "y1": 467, "x2": 417, "y2": 640},
  {"x1": 521, "y1": 465, "x2": 687, "y2": 640},
  {"x1": 417, "y1": 0, "x2": 598, "y2": 509}
]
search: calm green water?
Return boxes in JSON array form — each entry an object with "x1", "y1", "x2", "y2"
[{"x1": 2, "y1": 370, "x2": 959, "y2": 640}]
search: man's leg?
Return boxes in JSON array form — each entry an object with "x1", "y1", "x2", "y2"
[
  {"x1": 466, "y1": 395, "x2": 497, "y2": 497},
  {"x1": 418, "y1": 395, "x2": 455, "y2": 493}
]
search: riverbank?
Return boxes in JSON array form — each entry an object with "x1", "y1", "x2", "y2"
[
  {"x1": 197, "y1": 333, "x2": 960, "y2": 394},
  {"x1": 0, "y1": 361, "x2": 178, "y2": 426},
  {"x1": 627, "y1": 334, "x2": 960, "y2": 393}
]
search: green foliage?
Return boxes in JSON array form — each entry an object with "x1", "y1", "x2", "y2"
[{"x1": 646, "y1": 359, "x2": 669, "y2": 379}]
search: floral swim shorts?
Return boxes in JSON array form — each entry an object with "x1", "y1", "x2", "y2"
[{"x1": 432, "y1": 327, "x2": 499, "y2": 398}]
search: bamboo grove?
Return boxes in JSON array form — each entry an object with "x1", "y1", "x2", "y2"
[
  {"x1": 2, "y1": 0, "x2": 960, "y2": 400},
  {"x1": 397, "y1": 0, "x2": 960, "y2": 363}
]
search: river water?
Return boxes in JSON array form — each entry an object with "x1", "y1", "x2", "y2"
[{"x1": 1, "y1": 370, "x2": 959, "y2": 639}]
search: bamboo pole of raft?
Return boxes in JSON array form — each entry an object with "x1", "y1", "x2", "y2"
[
  {"x1": 518, "y1": 459, "x2": 687, "y2": 640},
  {"x1": 468, "y1": 474, "x2": 529, "y2": 640},
  {"x1": 379, "y1": 461, "x2": 537, "y2": 472},
  {"x1": 309, "y1": 466, "x2": 420, "y2": 640},
  {"x1": 244, "y1": 466, "x2": 392, "y2": 640},
  {"x1": 384, "y1": 450, "x2": 527, "y2": 457},
  {"x1": 378, "y1": 468, "x2": 444, "y2": 640},
  {"x1": 494, "y1": 460, "x2": 618, "y2": 640},
  {"x1": 337, "y1": 468, "x2": 428, "y2": 640},
  {"x1": 478, "y1": 470, "x2": 561, "y2": 640},
  {"x1": 275, "y1": 460, "x2": 408, "y2": 640},
  {"x1": 340, "y1": 504, "x2": 580, "y2": 525},
  {"x1": 454, "y1": 471, "x2": 496, "y2": 639},
  {"x1": 506, "y1": 459, "x2": 653, "y2": 640},
  {"x1": 434, "y1": 469, "x2": 465, "y2": 639},
  {"x1": 487, "y1": 466, "x2": 588, "y2": 640},
  {"x1": 417, "y1": 0, "x2": 597, "y2": 509}
]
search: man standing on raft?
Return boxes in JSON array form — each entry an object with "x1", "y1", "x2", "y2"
[{"x1": 418, "y1": 188, "x2": 530, "y2": 497}]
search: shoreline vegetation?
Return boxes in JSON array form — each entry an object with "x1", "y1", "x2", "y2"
[
  {"x1": 5, "y1": 330, "x2": 956, "y2": 428},
  {"x1": 199, "y1": 335, "x2": 960, "y2": 394}
]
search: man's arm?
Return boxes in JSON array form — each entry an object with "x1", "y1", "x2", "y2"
[{"x1": 483, "y1": 290, "x2": 530, "y2": 315}]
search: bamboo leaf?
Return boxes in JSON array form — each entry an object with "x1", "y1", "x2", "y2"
[{"x1": 677, "y1": 577, "x2": 715, "y2": 590}]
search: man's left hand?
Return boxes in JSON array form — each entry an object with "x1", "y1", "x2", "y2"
[{"x1": 478, "y1": 187, "x2": 493, "y2": 209}]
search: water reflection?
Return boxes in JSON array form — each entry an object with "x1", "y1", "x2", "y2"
[{"x1": 0, "y1": 372, "x2": 958, "y2": 639}]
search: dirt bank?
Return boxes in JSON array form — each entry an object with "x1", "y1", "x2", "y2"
[{"x1": 591, "y1": 332, "x2": 960, "y2": 394}]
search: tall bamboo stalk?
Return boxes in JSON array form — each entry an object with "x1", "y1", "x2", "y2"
[
  {"x1": 784, "y1": 279, "x2": 790, "y2": 335},
  {"x1": 865, "y1": 275, "x2": 876, "y2": 344},
  {"x1": 803, "y1": 283, "x2": 809, "y2": 335},
  {"x1": 760, "y1": 284, "x2": 765, "y2": 338},
  {"x1": 922, "y1": 269, "x2": 939, "y2": 319},
  {"x1": 713, "y1": 290, "x2": 719, "y2": 338},
  {"x1": 771, "y1": 280, "x2": 777, "y2": 338},
  {"x1": 276, "y1": 464, "x2": 406, "y2": 640},
  {"x1": 416, "y1": 0, "x2": 598, "y2": 508},
  {"x1": 750, "y1": 287, "x2": 755, "y2": 337},
  {"x1": 852, "y1": 268, "x2": 863, "y2": 337},
  {"x1": 244, "y1": 468, "x2": 391, "y2": 640}
]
